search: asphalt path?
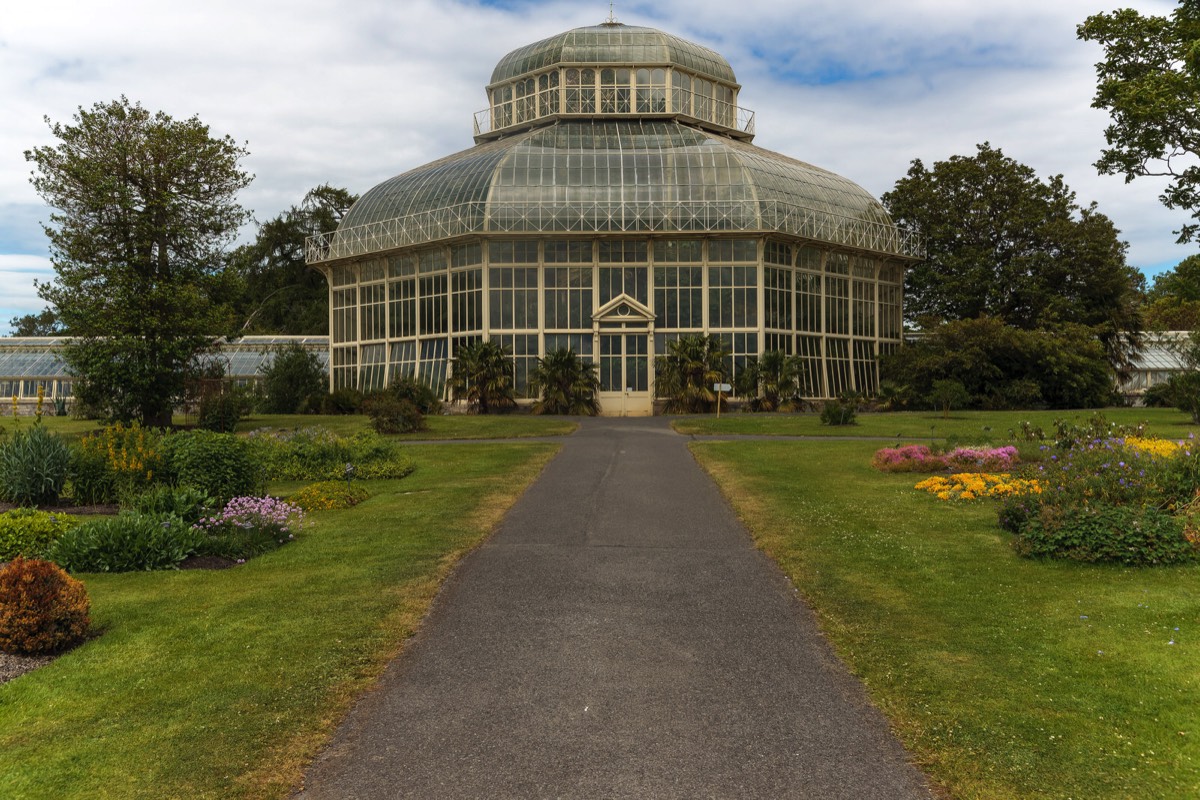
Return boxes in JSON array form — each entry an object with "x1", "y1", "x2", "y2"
[{"x1": 295, "y1": 416, "x2": 933, "y2": 799}]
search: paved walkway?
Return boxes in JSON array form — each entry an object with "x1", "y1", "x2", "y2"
[{"x1": 296, "y1": 417, "x2": 932, "y2": 799}]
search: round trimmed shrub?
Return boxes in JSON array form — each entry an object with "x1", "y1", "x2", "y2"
[
  {"x1": 362, "y1": 394, "x2": 425, "y2": 434},
  {"x1": 0, "y1": 556, "x2": 90, "y2": 655}
]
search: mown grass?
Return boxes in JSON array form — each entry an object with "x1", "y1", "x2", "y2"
[
  {"x1": 674, "y1": 406, "x2": 1200, "y2": 441},
  {"x1": 0, "y1": 442, "x2": 558, "y2": 799},
  {"x1": 693, "y1": 436, "x2": 1200, "y2": 799}
]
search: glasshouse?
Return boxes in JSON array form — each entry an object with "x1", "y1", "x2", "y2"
[
  {"x1": 0, "y1": 336, "x2": 329, "y2": 414},
  {"x1": 305, "y1": 17, "x2": 922, "y2": 415}
]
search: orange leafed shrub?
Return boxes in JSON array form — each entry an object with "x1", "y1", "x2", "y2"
[{"x1": 0, "y1": 556, "x2": 91, "y2": 655}]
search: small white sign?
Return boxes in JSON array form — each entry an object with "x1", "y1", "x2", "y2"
[{"x1": 713, "y1": 383, "x2": 732, "y2": 393}]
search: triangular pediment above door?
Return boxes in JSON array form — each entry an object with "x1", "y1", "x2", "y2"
[{"x1": 593, "y1": 293, "x2": 655, "y2": 323}]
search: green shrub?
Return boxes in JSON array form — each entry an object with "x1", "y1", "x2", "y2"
[
  {"x1": 165, "y1": 431, "x2": 262, "y2": 504},
  {"x1": 247, "y1": 427, "x2": 415, "y2": 481},
  {"x1": 68, "y1": 444, "x2": 115, "y2": 505},
  {"x1": 362, "y1": 394, "x2": 425, "y2": 434},
  {"x1": 0, "y1": 508, "x2": 80, "y2": 561},
  {"x1": 125, "y1": 486, "x2": 214, "y2": 526},
  {"x1": 1012, "y1": 502, "x2": 1197, "y2": 566},
  {"x1": 820, "y1": 393, "x2": 859, "y2": 426},
  {"x1": 198, "y1": 391, "x2": 242, "y2": 433},
  {"x1": 387, "y1": 375, "x2": 443, "y2": 415},
  {"x1": 260, "y1": 343, "x2": 327, "y2": 414},
  {"x1": 46, "y1": 512, "x2": 205, "y2": 572},
  {"x1": 0, "y1": 424, "x2": 73, "y2": 506},
  {"x1": 0, "y1": 557, "x2": 90, "y2": 655},
  {"x1": 290, "y1": 480, "x2": 370, "y2": 511},
  {"x1": 320, "y1": 388, "x2": 363, "y2": 415}
]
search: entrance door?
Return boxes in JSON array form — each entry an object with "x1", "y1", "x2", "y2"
[{"x1": 598, "y1": 332, "x2": 652, "y2": 416}]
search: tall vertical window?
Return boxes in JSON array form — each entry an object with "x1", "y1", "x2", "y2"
[
  {"x1": 852, "y1": 279, "x2": 875, "y2": 337},
  {"x1": 360, "y1": 283, "x2": 386, "y2": 341},
  {"x1": 853, "y1": 340, "x2": 877, "y2": 395},
  {"x1": 826, "y1": 338, "x2": 852, "y2": 397},
  {"x1": 796, "y1": 336, "x2": 824, "y2": 397},
  {"x1": 419, "y1": 274, "x2": 448, "y2": 335},
  {"x1": 452, "y1": 268, "x2": 483, "y2": 333},
  {"x1": 332, "y1": 288, "x2": 357, "y2": 344},
  {"x1": 545, "y1": 267, "x2": 593, "y2": 329},
  {"x1": 388, "y1": 279, "x2": 416, "y2": 338},
  {"x1": 654, "y1": 266, "x2": 703, "y2": 328},
  {"x1": 359, "y1": 343, "x2": 386, "y2": 392},
  {"x1": 489, "y1": 267, "x2": 539, "y2": 329},
  {"x1": 388, "y1": 340, "x2": 417, "y2": 381},
  {"x1": 764, "y1": 267, "x2": 792, "y2": 330},
  {"x1": 332, "y1": 346, "x2": 357, "y2": 390},
  {"x1": 708, "y1": 266, "x2": 757, "y2": 328}
]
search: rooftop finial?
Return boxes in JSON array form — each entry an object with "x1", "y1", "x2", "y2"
[{"x1": 602, "y1": 2, "x2": 622, "y2": 26}]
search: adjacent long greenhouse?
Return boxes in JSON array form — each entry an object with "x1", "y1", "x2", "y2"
[
  {"x1": 306, "y1": 18, "x2": 922, "y2": 415},
  {"x1": 0, "y1": 336, "x2": 329, "y2": 413}
]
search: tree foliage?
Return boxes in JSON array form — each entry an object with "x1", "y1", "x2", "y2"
[
  {"x1": 528, "y1": 348, "x2": 601, "y2": 415},
  {"x1": 654, "y1": 334, "x2": 728, "y2": 414},
  {"x1": 879, "y1": 316, "x2": 1114, "y2": 410},
  {"x1": 258, "y1": 342, "x2": 327, "y2": 414},
  {"x1": 1143, "y1": 254, "x2": 1200, "y2": 330},
  {"x1": 26, "y1": 97, "x2": 251, "y2": 426},
  {"x1": 734, "y1": 350, "x2": 803, "y2": 411},
  {"x1": 225, "y1": 185, "x2": 356, "y2": 334},
  {"x1": 449, "y1": 340, "x2": 516, "y2": 414},
  {"x1": 882, "y1": 142, "x2": 1142, "y2": 373},
  {"x1": 8, "y1": 308, "x2": 61, "y2": 337},
  {"x1": 1078, "y1": 2, "x2": 1200, "y2": 242}
]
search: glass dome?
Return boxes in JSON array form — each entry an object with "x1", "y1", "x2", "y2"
[
  {"x1": 490, "y1": 24, "x2": 738, "y2": 86},
  {"x1": 322, "y1": 120, "x2": 914, "y2": 262}
]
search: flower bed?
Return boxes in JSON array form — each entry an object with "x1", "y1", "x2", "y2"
[
  {"x1": 873, "y1": 444, "x2": 1019, "y2": 473},
  {"x1": 915, "y1": 473, "x2": 1042, "y2": 501}
]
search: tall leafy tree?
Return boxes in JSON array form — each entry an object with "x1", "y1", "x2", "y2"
[
  {"x1": 226, "y1": 184, "x2": 356, "y2": 334},
  {"x1": 1078, "y1": 2, "x2": 1200, "y2": 242},
  {"x1": 882, "y1": 143, "x2": 1142, "y2": 373},
  {"x1": 26, "y1": 97, "x2": 251, "y2": 426}
]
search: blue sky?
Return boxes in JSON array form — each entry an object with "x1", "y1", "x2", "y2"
[{"x1": 0, "y1": 0, "x2": 1190, "y2": 332}]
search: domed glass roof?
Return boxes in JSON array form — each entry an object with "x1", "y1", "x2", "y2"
[
  {"x1": 489, "y1": 24, "x2": 737, "y2": 86},
  {"x1": 322, "y1": 120, "x2": 915, "y2": 260}
]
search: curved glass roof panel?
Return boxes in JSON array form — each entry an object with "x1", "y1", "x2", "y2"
[
  {"x1": 323, "y1": 120, "x2": 915, "y2": 260},
  {"x1": 490, "y1": 25, "x2": 737, "y2": 86}
]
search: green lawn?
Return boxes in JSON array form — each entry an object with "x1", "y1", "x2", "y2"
[
  {"x1": 674, "y1": 406, "x2": 1200, "y2": 442},
  {"x1": 236, "y1": 412, "x2": 577, "y2": 440},
  {"x1": 692, "y1": 436, "x2": 1200, "y2": 799},
  {"x1": 0, "y1": 442, "x2": 558, "y2": 799},
  {"x1": 0, "y1": 412, "x2": 577, "y2": 442}
]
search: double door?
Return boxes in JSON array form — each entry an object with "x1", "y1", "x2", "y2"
[{"x1": 598, "y1": 332, "x2": 651, "y2": 416}]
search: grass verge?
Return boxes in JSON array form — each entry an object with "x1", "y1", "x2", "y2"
[
  {"x1": 0, "y1": 442, "x2": 558, "y2": 799},
  {"x1": 674, "y1": 406, "x2": 1200, "y2": 441},
  {"x1": 693, "y1": 437, "x2": 1200, "y2": 799},
  {"x1": 237, "y1": 413, "x2": 577, "y2": 440}
]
